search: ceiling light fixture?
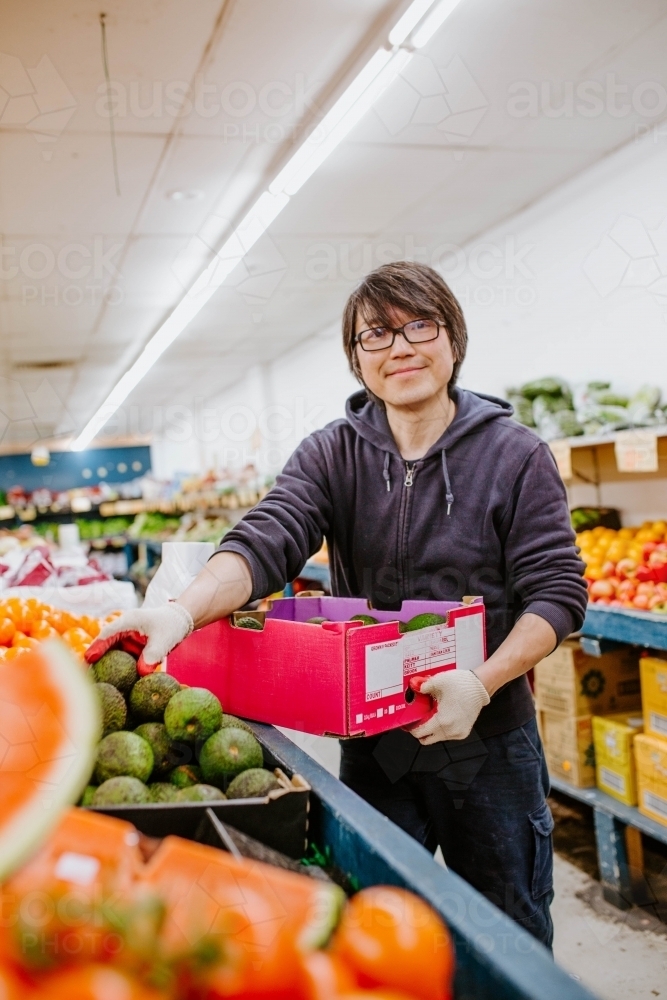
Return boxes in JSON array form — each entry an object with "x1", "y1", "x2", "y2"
[
  {"x1": 412, "y1": 0, "x2": 463, "y2": 47},
  {"x1": 388, "y1": 0, "x2": 440, "y2": 45},
  {"x1": 71, "y1": 0, "x2": 462, "y2": 451}
]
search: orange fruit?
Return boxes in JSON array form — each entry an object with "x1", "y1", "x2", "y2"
[
  {"x1": 29, "y1": 620, "x2": 59, "y2": 642},
  {"x1": 61, "y1": 628, "x2": 93, "y2": 649},
  {"x1": 78, "y1": 616, "x2": 101, "y2": 639},
  {"x1": 3, "y1": 647, "x2": 25, "y2": 661},
  {"x1": 8, "y1": 604, "x2": 32, "y2": 632},
  {"x1": 331, "y1": 887, "x2": 455, "y2": 1000},
  {"x1": 11, "y1": 632, "x2": 38, "y2": 650},
  {"x1": 0, "y1": 618, "x2": 16, "y2": 645}
]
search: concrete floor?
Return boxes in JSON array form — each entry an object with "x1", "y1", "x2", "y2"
[
  {"x1": 553, "y1": 855, "x2": 667, "y2": 1000},
  {"x1": 279, "y1": 731, "x2": 667, "y2": 1000}
]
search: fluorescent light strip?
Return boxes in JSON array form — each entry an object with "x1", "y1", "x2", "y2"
[
  {"x1": 71, "y1": 0, "x2": 460, "y2": 451},
  {"x1": 388, "y1": 0, "x2": 440, "y2": 45},
  {"x1": 412, "y1": 0, "x2": 463, "y2": 47}
]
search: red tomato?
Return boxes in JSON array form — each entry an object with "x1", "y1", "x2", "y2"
[
  {"x1": 331, "y1": 887, "x2": 454, "y2": 1000},
  {"x1": 298, "y1": 951, "x2": 358, "y2": 1000}
]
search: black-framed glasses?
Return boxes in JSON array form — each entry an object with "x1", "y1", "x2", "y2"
[{"x1": 355, "y1": 318, "x2": 440, "y2": 352}]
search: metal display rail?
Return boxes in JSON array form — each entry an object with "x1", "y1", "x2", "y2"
[
  {"x1": 252, "y1": 723, "x2": 597, "y2": 1000},
  {"x1": 583, "y1": 606, "x2": 667, "y2": 652}
]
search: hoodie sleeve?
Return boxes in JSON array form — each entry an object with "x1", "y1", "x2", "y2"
[
  {"x1": 214, "y1": 433, "x2": 332, "y2": 601},
  {"x1": 502, "y1": 440, "x2": 588, "y2": 644}
]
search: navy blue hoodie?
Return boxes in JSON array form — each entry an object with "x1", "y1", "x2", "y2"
[{"x1": 218, "y1": 386, "x2": 588, "y2": 737}]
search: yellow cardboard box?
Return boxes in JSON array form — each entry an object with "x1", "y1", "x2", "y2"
[
  {"x1": 639, "y1": 656, "x2": 667, "y2": 741},
  {"x1": 592, "y1": 713, "x2": 643, "y2": 805},
  {"x1": 635, "y1": 732, "x2": 667, "y2": 827},
  {"x1": 539, "y1": 711, "x2": 595, "y2": 787},
  {"x1": 534, "y1": 641, "x2": 640, "y2": 718}
]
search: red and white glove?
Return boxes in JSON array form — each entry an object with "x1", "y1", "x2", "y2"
[
  {"x1": 408, "y1": 670, "x2": 490, "y2": 744},
  {"x1": 85, "y1": 603, "x2": 194, "y2": 675}
]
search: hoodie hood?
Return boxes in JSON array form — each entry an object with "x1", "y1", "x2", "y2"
[{"x1": 345, "y1": 386, "x2": 513, "y2": 459}]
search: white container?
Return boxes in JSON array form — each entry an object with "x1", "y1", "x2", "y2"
[
  {"x1": 58, "y1": 523, "x2": 81, "y2": 550},
  {"x1": 142, "y1": 542, "x2": 215, "y2": 607}
]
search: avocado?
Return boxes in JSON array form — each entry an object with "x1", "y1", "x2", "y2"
[
  {"x1": 175, "y1": 784, "x2": 227, "y2": 803},
  {"x1": 95, "y1": 682, "x2": 127, "y2": 736},
  {"x1": 133, "y1": 723, "x2": 173, "y2": 776},
  {"x1": 164, "y1": 687, "x2": 223, "y2": 744},
  {"x1": 92, "y1": 776, "x2": 151, "y2": 806},
  {"x1": 219, "y1": 714, "x2": 254, "y2": 735},
  {"x1": 349, "y1": 614, "x2": 379, "y2": 625},
  {"x1": 306, "y1": 616, "x2": 329, "y2": 624},
  {"x1": 399, "y1": 613, "x2": 447, "y2": 633},
  {"x1": 129, "y1": 673, "x2": 181, "y2": 721},
  {"x1": 148, "y1": 782, "x2": 180, "y2": 803},
  {"x1": 79, "y1": 784, "x2": 98, "y2": 807},
  {"x1": 95, "y1": 731, "x2": 154, "y2": 785},
  {"x1": 226, "y1": 768, "x2": 280, "y2": 800},
  {"x1": 91, "y1": 650, "x2": 138, "y2": 693},
  {"x1": 169, "y1": 764, "x2": 203, "y2": 788},
  {"x1": 235, "y1": 616, "x2": 263, "y2": 630},
  {"x1": 200, "y1": 727, "x2": 263, "y2": 784}
]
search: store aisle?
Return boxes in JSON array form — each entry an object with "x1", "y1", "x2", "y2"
[{"x1": 553, "y1": 855, "x2": 667, "y2": 1000}]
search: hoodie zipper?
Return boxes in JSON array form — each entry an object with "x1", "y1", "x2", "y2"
[{"x1": 398, "y1": 461, "x2": 418, "y2": 593}]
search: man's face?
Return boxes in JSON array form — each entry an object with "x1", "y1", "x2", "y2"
[{"x1": 354, "y1": 306, "x2": 455, "y2": 408}]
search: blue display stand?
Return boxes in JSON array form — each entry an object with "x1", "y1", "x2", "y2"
[{"x1": 254, "y1": 723, "x2": 596, "y2": 1000}]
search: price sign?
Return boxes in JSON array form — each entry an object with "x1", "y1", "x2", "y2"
[
  {"x1": 549, "y1": 439, "x2": 572, "y2": 480},
  {"x1": 614, "y1": 429, "x2": 659, "y2": 473}
]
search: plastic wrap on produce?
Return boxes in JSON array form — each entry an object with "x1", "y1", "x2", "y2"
[{"x1": 2, "y1": 580, "x2": 138, "y2": 616}]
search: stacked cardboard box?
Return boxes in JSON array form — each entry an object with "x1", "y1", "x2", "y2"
[
  {"x1": 592, "y1": 713, "x2": 643, "y2": 805},
  {"x1": 535, "y1": 640, "x2": 641, "y2": 788},
  {"x1": 635, "y1": 657, "x2": 667, "y2": 825}
]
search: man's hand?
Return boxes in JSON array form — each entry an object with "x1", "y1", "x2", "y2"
[
  {"x1": 409, "y1": 670, "x2": 490, "y2": 744},
  {"x1": 85, "y1": 550, "x2": 253, "y2": 674},
  {"x1": 85, "y1": 603, "x2": 194, "y2": 674}
]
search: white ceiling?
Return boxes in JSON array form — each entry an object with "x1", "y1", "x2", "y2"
[{"x1": 2, "y1": 0, "x2": 667, "y2": 449}]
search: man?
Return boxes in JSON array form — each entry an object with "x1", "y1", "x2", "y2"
[{"x1": 96, "y1": 261, "x2": 587, "y2": 947}]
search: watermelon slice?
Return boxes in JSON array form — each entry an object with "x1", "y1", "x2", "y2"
[{"x1": 0, "y1": 640, "x2": 101, "y2": 879}]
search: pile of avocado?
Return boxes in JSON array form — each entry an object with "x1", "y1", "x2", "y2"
[
  {"x1": 304, "y1": 612, "x2": 447, "y2": 631},
  {"x1": 82, "y1": 650, "x2": 281, "y2": 807}
]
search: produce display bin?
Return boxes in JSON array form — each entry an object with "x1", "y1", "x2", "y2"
[
  {"x1": 92, "y1": 773, "x2": 310, "y2": 858},
  {"x1": 93, "y1": 721, "x2": 595, "y2": 999},
  {"x1": 246, "y1": 723, "x2": 597, "y2": 1000},
  {"x1": 166, "y1": 597, "x2": 486, "y2": 737}
]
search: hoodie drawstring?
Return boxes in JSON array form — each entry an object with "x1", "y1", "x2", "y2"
[
  {"x1": 383, "y1": 452, "x2": 391, "y2": 492},
  {"x1": 441, "y1": 449, "x2": 454, "y2": 516}
]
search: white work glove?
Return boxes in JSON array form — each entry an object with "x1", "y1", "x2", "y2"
[
  {"x1": 409, "y1": 670, "x2": 490, "y2": 744},
  {"x1": 85, "y1": 603, "x2": 194, "y2": 675}
]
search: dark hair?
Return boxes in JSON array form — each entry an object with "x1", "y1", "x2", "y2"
[{"x1": 342, "y1": 261, "x2": 468, "y2": 394}]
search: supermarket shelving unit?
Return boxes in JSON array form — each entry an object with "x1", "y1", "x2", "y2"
[
  {"x1": 552, "y1": 425, "x2": 667, "y2": 909},
  {"x1": 553, "y1": 608, "x2": 667, "y2": 911}
]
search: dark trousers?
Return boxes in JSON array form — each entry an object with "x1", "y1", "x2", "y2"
[{"x1": 339, "y1": 717, "x2": 554, "y2": 948}]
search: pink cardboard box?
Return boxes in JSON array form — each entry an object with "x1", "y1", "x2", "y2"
[{"x1": 165, "y1": 596, "x2": 486, "y2": 738}]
